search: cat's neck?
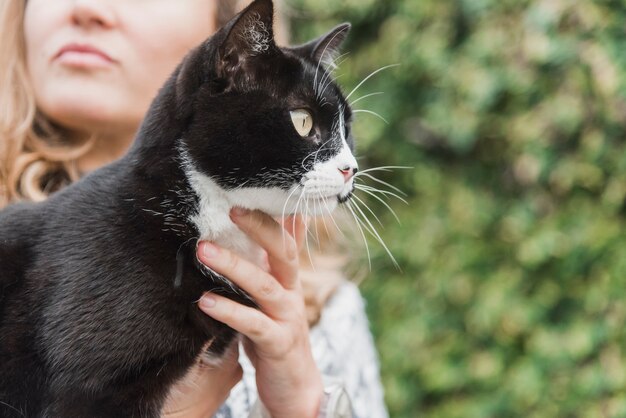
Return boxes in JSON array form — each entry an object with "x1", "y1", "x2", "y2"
[
  {"x1": 125, "y1": 144, "x2": 262, "y2": 265},
  {"x1": 185, "y1": 167, "x2": 236, "y2": 242},
  {"x1": 124, "y1": 74, "x2": 263, "y2": 262},
  {"x1": 183, "y1": 166, "x2": 263, "y2": 265}
]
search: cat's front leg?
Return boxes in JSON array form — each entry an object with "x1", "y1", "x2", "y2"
[
  {"x1": 42, "y1": 394, "x2": 161, "y2": 418},
  {"x1": 41, "y1": 379, "x2": 173, "y2": 418}
]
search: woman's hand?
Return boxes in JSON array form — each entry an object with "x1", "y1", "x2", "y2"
[
  {"x1": 161, "y1": 343, "x2": 242, "y2": 418},
  {"x1": 196, "y1": 209, "x2": 324, "y2": 418}
]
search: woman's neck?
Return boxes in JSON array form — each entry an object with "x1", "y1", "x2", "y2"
[{"x1": 75, "y1": 127, "x2": 137, "y2": 174}]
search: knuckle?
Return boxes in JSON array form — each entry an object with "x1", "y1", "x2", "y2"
[
  {"x1": 258, "y1": 278, "x2": 279, "y2": 299},
  {"x1": 288, "y1": 296, "x2": 308, "y2": 321},
  {"x1": 247, "y1": 315, "x2": 267, "y2": 339}
]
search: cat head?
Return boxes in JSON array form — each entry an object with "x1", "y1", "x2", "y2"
[{"x1": 176, "y1": 0, "x2": 357, "y2": 217}]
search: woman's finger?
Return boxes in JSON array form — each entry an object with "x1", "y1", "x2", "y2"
[
  {"x1": 198, "y1": 292, "x2": 280, "y2": 348},
  {"x1": 280, "y1": 215, "x2": 307, "y2": 251},
  {"x1": 230, "y1": 209, "x2": 299, "y2": 289},
  {"x1": 197, "y1": 242, "x2": 288, "y2": 316}
]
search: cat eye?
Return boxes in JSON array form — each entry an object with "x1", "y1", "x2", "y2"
[{"x1": 290, "y1": 109, "x2": 314, "y2": 137}]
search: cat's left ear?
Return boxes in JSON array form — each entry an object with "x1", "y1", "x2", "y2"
[
  {"x1": 217, "y1": 0, "x2": 277, "y2": 77},
  {"x1": 292, "y1": 23, "x2": 351, "y2": 69}
]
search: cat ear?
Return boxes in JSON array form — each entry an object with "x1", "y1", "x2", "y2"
[
  {"x1": 217, "y1": 0, "x2": 277, "y2": 77},
  {"x1": 293, "y1": 23, "x2": 351, "y2": 70}
]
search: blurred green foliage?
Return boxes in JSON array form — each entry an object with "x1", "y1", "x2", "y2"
[{"x1": 290, "y1": 0, "x2": 626, "y2": 416}]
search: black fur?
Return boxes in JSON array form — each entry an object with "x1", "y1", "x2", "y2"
[{"x1": 0, "y1": 0, "x2": 353, "y2": 416}]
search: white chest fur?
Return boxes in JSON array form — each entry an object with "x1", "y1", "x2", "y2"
[{"x1": 186, "y1": 169, "x2": 265, "y2": 266}]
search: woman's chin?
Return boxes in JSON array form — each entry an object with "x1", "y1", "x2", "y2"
[{"x1": 38, "y1": 93, "x2": 143, "y2": 136}]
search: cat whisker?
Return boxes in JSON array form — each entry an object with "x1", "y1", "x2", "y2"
[
  {"x1": 337, "y1": 104, "x2": 348, "y2": 142},
  {"x1": 325, "y1": 51, "x2": 350, "y2": 73},
  {"x1": 353, "y1": 186, "x2": 401, "y2": 224},
  {"x1": 312, "y1": 137, "x2": 335, "y2": 166},
  {"x1": 293, "y1": 188, "x2": 315, "y2": 263},
  {"x1": 316, "y1": 53, "x2": 348, "y2": 97},
  {"x1": 315, "y1": 193, "x2": 332, "y2": 241},
  {"x1": 304, "y1": 200, "x2": 321, "y2": 246},
  {"x1": 346, "y1": 200, "x2": 379, "y2": 238},
  {"x1": 303, "y1": 197, "x2": 316, "y2": 269},
  {"x1": 311, "y1": 197, "x2": 320, "y2": 250},
  {"x1": 313, "y1": 29, "x2": 349, "y2": 95},
  {"x1": 314, "y1": 52, "x2": 348, "y2": 100},
  {"x1": 356, "y1": 166, "x2": 413, "y2": 174},
  {"x1": 349, "y1": 91, "x2": 384, "y2": 107},
  {"x1": 354, "y1": 172, "x2": 407, "y2": 197},
  {"x1": 322, "y1": 196, "x2": 346, "y2": 238},
  {"x1": 348, "y1": 199, "x2": 400, "y2": 270},
  {"x1": 345, "y1": 63, "x2": 400, "y2": 101},
  {"x1": 0, "y1": 401, "x2": 25, "y2": 417},
  {"x1": 233, "y1": 178, "x2": 251, "y2": 190},
  {"x1": 354, "y1": 184, "x2": 409, "y2": 205},
  {"x1": 352, "y1": 109, "x2": 388, "y2": 125},
  {"x1": 351, "y1": 193, "x2": 384, "y2": 228},
  {"x1": 301, "y1": 150, "x2": 319, "y2": 170},
  {"x1": 281, "y1": 184, "x2": 303, "y2": 221},
  {"x1": 319, "y1": 73, "x2": 344, "y2": 103},
  {"x1": 320, "y1": 52, "x2": 349, "y2": 97},
  {"x1": 291, "y1": 187, "x2": 308, "y2": 250},
  {"x1": 301, "y1": 136, "x2": 334, "y2": 170},
  {"x1": 281, "y1": 185, "x2": 304, "y2": 248},
  {"x1": 344, "y1": 202, "x2": 372, "y2": 270}
]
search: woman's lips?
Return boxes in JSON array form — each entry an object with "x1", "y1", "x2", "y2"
[{"x1": 54, "y1": 43, "x2": 115, "y2": 68}]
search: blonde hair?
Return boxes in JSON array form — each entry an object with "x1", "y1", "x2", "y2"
[
  {"x1": 0, "y1": 0, "x2": 343, "y2": 324},
  {"x1": 0, "y1": 0, "x2": 93, "y2": 205},
  {"x1": 0, "y1": 0, "x2": 292, "y2": 206}
]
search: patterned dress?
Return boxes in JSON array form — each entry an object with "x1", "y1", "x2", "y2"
[{"x1": 214, "y1": 281, "x2": 388, "y2": 418}]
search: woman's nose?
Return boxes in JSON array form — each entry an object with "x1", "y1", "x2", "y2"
[{"x1": 71, "y1": 0, "x2": 117, "y2": 29}]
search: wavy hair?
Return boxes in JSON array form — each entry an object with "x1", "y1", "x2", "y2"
[
  {"x1": 0, "y1": 0, "x2": 289, "y2": 206},
  {"x1": 0, "y1": 0, "x2": 95, "y2": 205}
]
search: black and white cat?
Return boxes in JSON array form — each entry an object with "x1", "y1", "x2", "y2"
[{"x1": 0, "y1": 0, "x2": 357, "y2": 416}]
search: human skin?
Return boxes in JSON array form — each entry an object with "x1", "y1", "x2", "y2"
[
  {"x1": 22, "y1": 0, "x2": 324, "y2": 416},
  {"x1": 24, "y1": 0, "x2": 218, "y2": 172},
  {"x1": 198, "y1": 210, "x2": 324, "y2": 418}
]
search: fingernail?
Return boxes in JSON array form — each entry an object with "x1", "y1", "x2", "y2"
[
  {"x1": 230, "y1": 207, "x2": 249, "y2": 218},
  {"x1": 201, "y1": 242, "x2": 219, "y2": 258},
  {"x1": 199, "y1": 294, "x2": 216, "y2": 309}
]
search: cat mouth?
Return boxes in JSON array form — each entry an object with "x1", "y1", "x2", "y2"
[
  {"x1": 308, "y1": 188, "x2": 354, "y2": 204},
  {"x1": 337, "y1": 191, "x2": 353, "y2": 204}
]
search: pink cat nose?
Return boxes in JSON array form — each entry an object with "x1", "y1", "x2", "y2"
[{"x1": 339, "y1": 166, "x2": 358, "y2": 182}]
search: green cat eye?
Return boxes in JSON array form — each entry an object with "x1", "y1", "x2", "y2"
[{"x1": 290, "y1": 109, "x2": 313, "y2": 137}]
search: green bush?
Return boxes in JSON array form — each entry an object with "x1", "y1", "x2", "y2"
[{"x1": 290, "y1": 0, "x2": 626, "y2": 417}]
